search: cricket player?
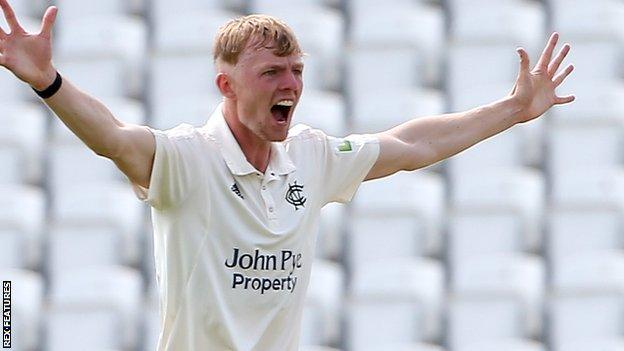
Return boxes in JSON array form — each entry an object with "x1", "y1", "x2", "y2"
[{"x1": 0, "y1": 1, "x2": 574, "y2": 349}]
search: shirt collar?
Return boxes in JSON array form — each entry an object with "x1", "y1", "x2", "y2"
[{"x1": 203, "y1": 102, "x2": 296, "y2": 177}]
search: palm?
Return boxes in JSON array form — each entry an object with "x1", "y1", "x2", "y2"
[
  {"x1": 510, "y1": 33, "x2": 575, "y2": 123},
  {"x1": 0, "y1": 0, "x2": 57, "y2": 88}
]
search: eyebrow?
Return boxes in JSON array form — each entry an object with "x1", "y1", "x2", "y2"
[{"x1": 258, "y1": 62, "x2": 304, "y2": 71}]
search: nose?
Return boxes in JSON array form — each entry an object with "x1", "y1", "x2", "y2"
[{"x1": 279, "y1": 70, "x2": 301, "y2": 91}]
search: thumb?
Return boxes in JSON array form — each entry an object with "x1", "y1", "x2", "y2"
[
  {"x1": 39, "y1": 6, "x2": 57, "y2": 38},
  {"x1": 516, "y1": 47, "x2": 530, "y2": 75}
]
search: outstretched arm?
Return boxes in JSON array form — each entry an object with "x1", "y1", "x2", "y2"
[
  {"x1": 365, "y1": 32, "x2": 575, "y2": 181},
  {"x1": 0, "y1": 0, "x2": 155, "y2": 188}
]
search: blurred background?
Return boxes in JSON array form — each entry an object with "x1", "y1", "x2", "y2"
[{"x1": 1, "y1": 0, "x2": 623, "y2": 350}]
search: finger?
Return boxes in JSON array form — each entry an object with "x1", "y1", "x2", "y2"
[
  {"x1": 548, "y1": 43, "x2": 571, "y2": 77},
  {"x1": 516, "y1": 47, "x2": 530, "y2": 74},
  {"x1": 0, "y1": 26, "x2": 6, "y2": 39},
  {"x1": 0, "y1": 53, "x2": 5, "y2": 67},
  {"x1": 553, "y1": 64, "x2": 574, "y2": 87},
  {"x1": 535, "y1": 32, "x2": 559, "y2": 71},
  {"x1": 0, "y1": 0, "x2": 23, "y2": 33},
  {"x1": 555, "y1": 94, "x2": 575, "y2": 104},
  {"x1": 39, "y1": 6, "x2": 57, "y2": 38}
]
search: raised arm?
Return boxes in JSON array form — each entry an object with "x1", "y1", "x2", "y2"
[
  {"x1": 0, "y1": 0, "x2": 155, "y2": 188},
  {"x1": 365, "y1": 32, "x2": 575, "y2": 181}
]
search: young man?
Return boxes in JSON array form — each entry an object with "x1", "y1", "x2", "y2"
[{"x1": 0, "y1": 1, "x2": 574, "y2": 350}]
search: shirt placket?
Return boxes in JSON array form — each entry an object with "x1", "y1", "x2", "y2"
[{"x1": 259, "y1": 170, "x2": 279, "y2": 221}]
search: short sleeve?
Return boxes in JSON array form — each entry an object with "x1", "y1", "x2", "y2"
[
  {"x1": 131, "y1": 124, "x2": 203, "y2": 210},
  {"x1": 321, "y1": 132, "x2": 380, "y2": 204}
]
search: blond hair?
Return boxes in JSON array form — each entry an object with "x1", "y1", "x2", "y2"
[{"x1": 213, "y1": 14, "x2": 303, "y2": 65}]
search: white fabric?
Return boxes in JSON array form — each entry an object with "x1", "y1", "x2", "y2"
[{"x1": 131, "y1": 103, "x2": 379, "y2": 350}]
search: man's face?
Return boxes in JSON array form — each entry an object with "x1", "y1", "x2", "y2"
[{"x1": 228, "y1": 42, "x2": 304, "y2": 142}]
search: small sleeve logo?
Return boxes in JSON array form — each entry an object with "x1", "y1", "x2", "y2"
[{"x1": 336, "y1": 140, "x2": 352, "y2": 152}]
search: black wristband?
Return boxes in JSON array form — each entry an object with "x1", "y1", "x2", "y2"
[{"x1": 32, "y1": 71, "x2": 62, "y2": 99}]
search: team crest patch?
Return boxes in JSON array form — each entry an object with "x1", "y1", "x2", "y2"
[
  {"x1": 334, "y1": 139, "x2": 353, "y2": 153},
  {"x1": 286, "y1": 181, "x2": 306, "y2": 210}
]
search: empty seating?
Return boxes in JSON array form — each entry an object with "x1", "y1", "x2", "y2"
[
  {"x1": 448, "y1": 295, "x2": 538, "y2": 350},
  {"x1": 349, "y1": 171, "x2": 445, "y2": 267},
  {"x1": 47, "y1": 266, "x2": 143, "y2": 350},
  {"x1": 348, "y1": 258, "x2": 445, "y2": 349},
  {"x1": 0, "y1": 268, "x2": 44, "y2": 351},
  {"x1": 549, "y1": 294, "x2": 624, "y2": 351},
  {"x1": 301, "y1": 259, "x2": 344, "y2": 346}
]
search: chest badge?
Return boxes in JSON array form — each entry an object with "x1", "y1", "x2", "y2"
[
  {"x1": 286, "y1": 180, "x2": 306, "y2": 210},
  {"x1": 231, "y1": 182, "x2": 244, "y2": 199}
]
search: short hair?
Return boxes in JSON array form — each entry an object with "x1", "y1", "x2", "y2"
[{"x1": 213, "y1": 14, "x2": 303, "y2": 65}]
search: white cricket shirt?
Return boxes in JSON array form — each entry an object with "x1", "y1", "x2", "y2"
[{"x1": 132, "y1": 103, "x2": 379, "y2": 350}]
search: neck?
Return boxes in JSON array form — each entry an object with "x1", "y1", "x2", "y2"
[{"x1": 222, "y1": 101, "x2": 272, "y2": 173}]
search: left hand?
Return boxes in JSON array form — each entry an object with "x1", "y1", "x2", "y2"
[{"x1": 510, "y1": 32, "x2": 575, "y2": 123}]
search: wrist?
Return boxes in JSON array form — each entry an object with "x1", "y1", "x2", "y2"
[
  {"x1": 31, "y1": 67, "x2": 57, "y2": 91},
  {"x1": 503, "y1": 96, "x2": 528, "y2": 124}
]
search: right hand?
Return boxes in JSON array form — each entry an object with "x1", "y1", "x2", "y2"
[{"x1": 0, "y1": 0, "x2": 58, "y2": 90}]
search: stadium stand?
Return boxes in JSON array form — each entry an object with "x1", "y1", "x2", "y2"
[{"x1": 1, "y1": 0, "x2": 624, "y2": 350}]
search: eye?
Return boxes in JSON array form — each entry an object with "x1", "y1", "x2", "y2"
[
  {"x1": 293, "y1": 68, "x2": 303, "y2": 76},
  {"x1": 263, "y1": 69, "x2": 277, "y2": 76}
]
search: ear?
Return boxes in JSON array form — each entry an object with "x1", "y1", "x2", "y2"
[{"x1": 215, "y1": 73, "x2": 236, "y2": 99}]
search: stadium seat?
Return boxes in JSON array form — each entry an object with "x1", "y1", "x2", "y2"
[
  {"x1": 454, "y1": 339, "x2": 546, "y2": 351},
  {"x1": 347, "y1": 48, "x2": 424, "y2": 103},
  {"x1": 0, "y1": 268, "x2": 44, "y2": 351},
  {"x1": 56, "y1": 16, "x2": 147, "y2": 68},
  {"x1": 50, "y1": 97, "x2": 146, "y2": 143},
  {"x1": 349, "y1": 171, "x2": 445, "y2": 266},
  {"x1": 152, "y1": 10, "x2": 238, "y2": 54},
  {"x1": 151, "y1": 0, "x2": 231, "y2": 26},
  {"x1": 301, "y1": 259, "x2": 344, "y2": 346},
  {"x1": 55, "y1": 0, "x2": 128, "y2": 20},
  {"x1": 451, "y1": 169, "x2": 545, "y2": 249},
  {"x1": 314, "y1": 202, "x2": 347, "y2": 260},
  {"x1": 447, "y1": 42, "x2": 520, "y2": 99},
  {"x1": 48, "y1": 142, "x2": 125, "y2": 191},
  {"x1": 50, "y1": 182, "x2": 144, "y2": 264},
  {"x1": 450, "y1": 253, "x2": 545, "y2": 336},
  {"x1": 57, "y1": 58, "x2": 136, "y2": 99},
  {"x1": 554, "y1": 338, "x2": 624, "y2": 351},
  {"x1": 551, "y1": 251, "x2": 624, "y2": 293},
  {"x1": 46, "y1": 225, "x2": 127, "y2": 277},
  {"x1": 150, "y1": 53, "x2": 220, "y2": 104},
  {"x1": 47, "y1": 266, "x2": 143, "y2": 350},
  {"x1": 142, "y1": 299, "x2": 161, "y2": 351},
  {"x1": 151, "y1": 93, "x2": 222, "y2": 130},
  {"x1": 548, "y1": 81, "x2": 624, "y2": 123},
  {"x1": 549, "y1": 293, "x2": 624, "y2": 351},
  {"x1": 342, "y1": 342, "x2": 445, "y2": 351},
  {"x1": 348, "y1": 1, "x2": 444, "y2": 85},
  {"x1": 295, "y1": 89, "x2": 346, "y2": 138},
  {"x1": 0, "y1": 102, "x2": 46, "y2": 184},
  {"x1": 0, "y1": 63, "x2": 33, "y2": 102},
  {"x1": 448, "y1": 295, "x2": 535, "y2": 350},
  {"x1": 551, "y1": 0, "x2": 624, "y2": 41},
  {"x1": 548, "y1": 207, "x2": 621, "y2": 263},
  {"x1": 449, "y1": 211, "x2": 526, "y2": 266},
  {"x1": 548, "y1": 123, "x2": 623, "y2": 174},
  {"x1": 350, "y1": 88, "x2": 446, "y2": 134},
  {"x1": 348, "y1": 258, "x2": 445, "y2": 349},
  {"x1": 550, "y1": 169, "x2": 624, "y2": 209},
  {"x1": 0, "y1": 184, "x2": 45, "y2": 269},
  {"x1": 450, "y1": 0, "x2": 545, "y2": 47}
]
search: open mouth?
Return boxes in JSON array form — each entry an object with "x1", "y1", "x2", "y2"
[{"x1": 270, "y1": 102, "x2": 293, "y2": 124}]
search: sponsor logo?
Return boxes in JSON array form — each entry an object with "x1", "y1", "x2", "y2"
[
  {"x1": 230, "y1": 182, "x2": 244, "y2": 199},
  {"x1": 224, "y1": 248, "x2": 303, "y2": 294}
]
